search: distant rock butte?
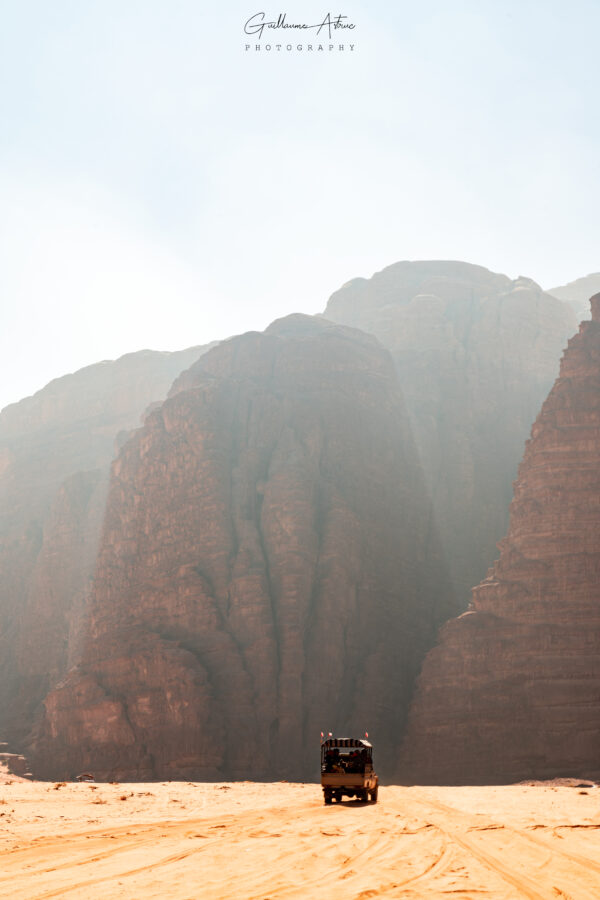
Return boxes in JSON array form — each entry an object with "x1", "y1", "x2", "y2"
[
  {"x1": 32, "y1": 315, "x2": 452, "y2": 781},
  {"x1": 549, "y1": 273, "x2": 600, "y2": 322},
  {"x1": 0, "y1": 345, "x2": 213, "y2": 748},
  {"x1": 399, "y1": 294, "x2": 600, "y2": 784},
  {"x1": 324, "y1": 260, "x2": 577, "y2": 606}
]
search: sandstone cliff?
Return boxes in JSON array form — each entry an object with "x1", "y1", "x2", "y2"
[
  {"x1": 32, "y1": 315, "x2": 452, "y2": 781},
  {"x1": 399, "y1": 294, "x2": 600, "y2": 783},
  {"x1": 0, "y1": 345, "x2": 212, "y2": 747},
  {"x1": 323, "y1": 261, "x2": 576, "y2": 605}
]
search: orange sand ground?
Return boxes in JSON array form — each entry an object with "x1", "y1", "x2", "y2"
[{"x1": 1, "y1": 771, "x2": 600, "y2": 899}]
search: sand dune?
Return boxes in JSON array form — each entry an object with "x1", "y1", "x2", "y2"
[{"x1": 1, "y1": 777, "x2": 599, "y2": 898}]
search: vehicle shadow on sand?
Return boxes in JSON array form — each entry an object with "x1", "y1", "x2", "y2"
[{"x1": 325, "y1": 798, "x2": 374, "y2": 808}]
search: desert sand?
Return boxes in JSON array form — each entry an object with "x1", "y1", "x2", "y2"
[{"x1": 1, "y1": 772, "x2": 600, "y2": 899}]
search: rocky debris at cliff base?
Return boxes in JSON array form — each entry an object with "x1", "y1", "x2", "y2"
[{"x1": 0, "y1": 751, "x2": 31, "y2": 782}]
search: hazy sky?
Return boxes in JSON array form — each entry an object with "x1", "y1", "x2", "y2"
[{"x1": 1, "y1": 1, "x2": 599, "y2": 411}]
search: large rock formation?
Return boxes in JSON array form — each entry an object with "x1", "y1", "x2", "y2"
[
  {"x1": 31, "y1": 315, "x2": 452, "y2": 781},
  {"x1": 324, "y1": 261, "x2": 577, "y2": 605},
  {"x1": 0, "y1": 346, "x2": 212, "y2": 748},
  {"x1": 399, "y1": 294, "x2": 600, "y2": 784},
  {"x1": 549, "y1": 272, "x2": 600, "y2": 322}
]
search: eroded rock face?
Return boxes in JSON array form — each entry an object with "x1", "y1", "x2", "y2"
[
  {"x1": 399, "y1": 296, "x2": 600, "y2": 783},
  {"x1": 32, "y1": 315, "x2": 452, "y2": 781},
  {"x1": 323, "y1": 261, "x2": 577, "y2": 606},
  {"x1": 0, "y1": 346, "x2": 212, "y2": 747}
]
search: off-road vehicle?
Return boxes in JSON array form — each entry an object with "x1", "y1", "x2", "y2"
[{"x1": 320, "y1": 737, "x2": 378, "y2": 804}]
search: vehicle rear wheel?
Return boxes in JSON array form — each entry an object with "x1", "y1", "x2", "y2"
[
  {"x1": 324, "y1": 793, "x2": 332, "y2": 805},
  {"x1": 370, "y1": 786, "x2": 378, "y2": 803}
]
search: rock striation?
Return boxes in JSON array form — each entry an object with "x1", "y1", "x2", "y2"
[
  {"x1": 324, "y1": 261, "x2": 577, "y2": 606},
  {"x1": 32, "y1": 315, "x2": 452, "y2": 781},
  {"x1": 0, "y1": 345, "x2": 212, "y2": 748},
  {"x1": 399, "y1": 294, "x2": 600, "y2": 783}
]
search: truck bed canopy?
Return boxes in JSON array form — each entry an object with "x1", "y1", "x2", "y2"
[{"x1": 321, "y1": 738, "x2": 372, "y2": 749}]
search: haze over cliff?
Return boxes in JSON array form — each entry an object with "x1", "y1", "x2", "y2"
[
  {"x1": 399, "y1": 294, "x2": 600, "y2": 783},
  {"x1": 549, "y1": 273, "x2": 600, "y2": 322},
  {"x1": 0, "y1": 346, "x2": 213, "y2": 748},
  {"x1": 0, "y1": 259, "x2": 588, "y2": 783},
  {"x1": 323, "y1": 261, "x2": 576, "y2": 604}
]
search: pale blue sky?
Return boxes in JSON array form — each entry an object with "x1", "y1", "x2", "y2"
[{"x1": 1, "y1": 1, "x2": 599, "y2": 410}]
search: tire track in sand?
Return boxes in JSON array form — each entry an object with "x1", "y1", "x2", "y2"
[
  {"x1": 414, "y1": 792, "x2": 600, "y2": 882},
  {"x1": 408, "y1": 790, "x2": 600, "y2": 900},
  {"x1": 242, "y1": 802, "x2": 453, "y2": 899},
  {"x1": 0, "y1": 803, "x2": 314, "y2": 900}
]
